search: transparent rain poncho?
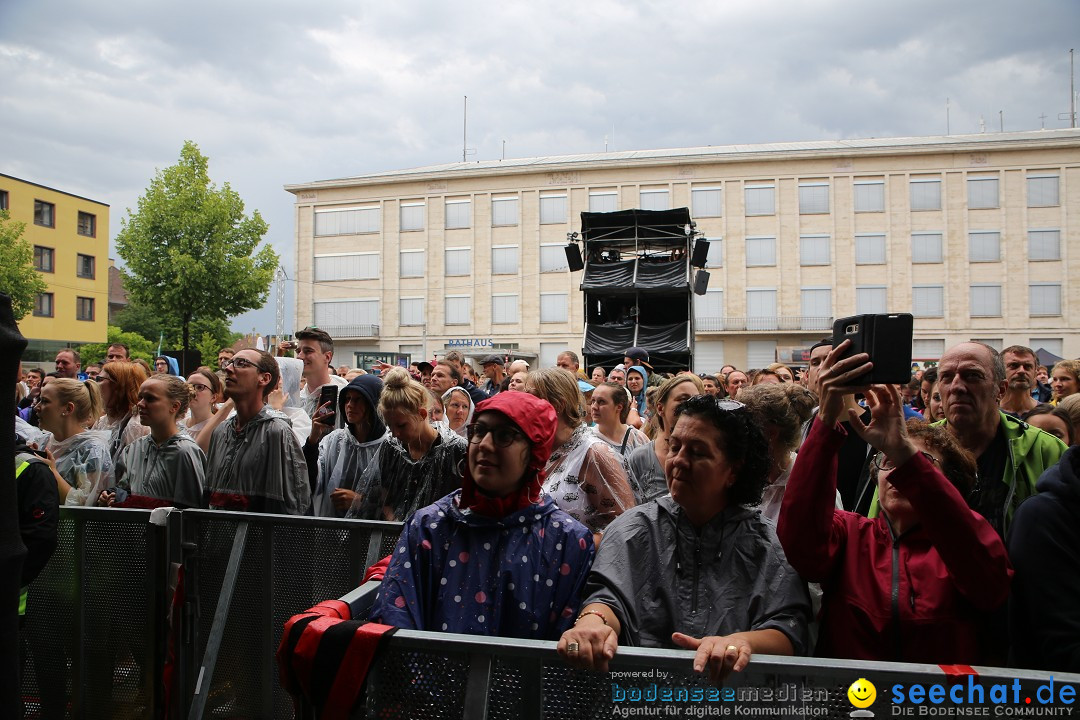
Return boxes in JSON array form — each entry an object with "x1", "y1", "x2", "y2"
[
  {"x1": 51, "y1": 430, "x2": 114, "y2": 506},
  {"x1": 346, "y1": 423, "x2": 466, "y2": 522},
  {"x1": 312, "y1": 428, "x2": 386, "y2": 518},
  {"x1": 542, "y1": 423, "x2": 639, "y2": 534}
]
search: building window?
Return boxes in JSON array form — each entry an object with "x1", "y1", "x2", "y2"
[
  {"x1": 0, "y1": 189, "x2": 8, "y2": 210},
  {"x1": 400, "y1": 202, "x2": 425, "y2": 232},
  {"x1": 970, "y1": 284, "x2": 1002, "y2": 317},
  {"x1": 539, "y1": 194, "x2": 567, "y2": 224},
  {"x1": 314, "y1": 299, "x2": 380, "y2": 332},
  {"x1": 445, "y1": 296, "x2": 471, "y2": 325},
  {"x1": 745, "y1": 236, "x2": 776, "y2": 267},
  {"x1": 400, "y1": 297, "x2": 425, "y2": 326},
  {"x1": 1030, "y1": 338, "x2": 1063, "y2": 357},
  {"x1": 34, "y1": 200, "x2": 55, "y2": 228},
  {"x1": 77, "y1": 211, "x2": 97, "y2": 237},
  {"x1": 693, "y1": 289, "x2": 724, "y2": 324},
  {"x1": 910, "y1": 178, "x2": 941, "y2": 211},
  {"x1": 492, "y1": 245, "x2": 519, "y2": 275},
  {"x1": 639, "y1": 188, "x2": 669, "y2": 211},
  {"x1": 1028, "y1": 229, "x2": 1061, "y2": 261},
  {"x1": 400, "y1": 250, "x2": 425, "y2": 278},
  {"x1": 445, "y1": 199, "x2": 472, "y2": 230},
  {"x1": 853, "y1": 180, "x2": 885, "y2": 212},
  {"x1": 540, "y1": 293, "x2": 569, "y2": 323},
  {"x1": 911, "y1": 232, "x2": 943, "y2": 264},
  {"x1": 33, "y1": 246, "x2": 54, "y2": 273},
  {"x1": 855, "y1": 233, "x2": 886, "y2": 265},
  {"x1": 801, "y1": 288, "x2": 832, "y2": 321},
  {"x1": 492, "y1": 294, "x2": 519, "y2": 324},
  {"x1": 540, "y1": 244, "x2": 568, "y2": 272},
  {"x1": 745, "y1": 185, "x2": 775, "y2": 216},
  {"x1": 969, "y1": 231, "x2": 1001, "y2": 263},
  {"x1": 314, "y1": 206, "x2": 380, "y2": 236},
  {"x1": 746, "y1": 289, "x2": 778, "y2": 330},
  {"x1": 704, "y1": 238, "x2": 723, "y2": 268},
  {"x1": 314, "y1": 253, "x2": 379, "y2": 281},
  {"x1": 491, "y1": 197, "x2": 519, "y2": 226},
  {"x1": 798, "y1": 183, "x2": 830, "y2": 214},
  {"x1": 1030, "y1": 283, "x2": 1062, "y2": 316},
  {"x1": 799, "y1": 235, "x2": 830, "y2": 266},
  {"x1": 913, "y1": 339, "x2": 946, "y2": 360},
  {"x1": 589, "y1": 192, "x2": 617, "y2": 213},
  {"x1": 76, "y1": 253, "x2": 95, "y2": 279},
  {"x1": 34, "y1": 292, "x2": 53, "y2": 317},
  {"x1": 1027, "y1": 175, "x2": 1059, "y2": 207},
  {"x1": 76, "y1": 297, "x2": 95, "y2": 321},
  {"x1": 912, "y1": 285, "x2": 944, "y2": 317},
  {"x1": 856, "y1": 286, "x2": 887, "y2": 314},
  {"x1": 445, "y1": 248, "x2": 472, "y2": 276},
  {"x1": 692, "y1": 188, "x2": 722, "y2": 217},
  {"x1": 968, "y1": 177, "x2": 999, "y2": 209},
  {"x1": 971, "y1": 338, "x2": 1003, "y2": 352}
]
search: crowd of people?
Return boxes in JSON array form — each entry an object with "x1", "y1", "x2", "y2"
[{"x1": 13, "y1": 334, "x2": 1080, "y2": 680}]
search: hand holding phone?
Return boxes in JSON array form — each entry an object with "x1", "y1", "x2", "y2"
[{"x1": 831, "y1": 313, "x2": 913, "y2": 386}]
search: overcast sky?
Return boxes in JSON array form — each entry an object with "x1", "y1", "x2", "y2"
[{"x1": 2, "y1": 0, "x2": 1077, "y2": 336}]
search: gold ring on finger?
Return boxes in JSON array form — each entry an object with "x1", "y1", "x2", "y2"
[
  {"x1": 567, "y1": 642, "x2": 580, "y2": 653},
  {"x1": 726, "y1": 645, "x2": 738, "y2": 652}
]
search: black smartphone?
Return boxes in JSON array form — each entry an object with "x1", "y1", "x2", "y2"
[
  {"x1": 831, "y1": 313, "x2": 914, "y2": 386},
  {"x1": 317, "y1": 384, "x2": 339, "y2": 423}
]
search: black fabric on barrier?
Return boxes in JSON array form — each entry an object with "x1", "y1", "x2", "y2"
[
  {"x1": 583, "y1": 323, "x2": 636, "y2": 355},
  {"x1": 580, "y1": 260, "x2": 635, "y2": 291},
  {"x1": 635, "y1": 261, "x2": 687, "y2": 291},
  {"x1": 636, "y1": 323, "x2": 689, "y2": 353}
]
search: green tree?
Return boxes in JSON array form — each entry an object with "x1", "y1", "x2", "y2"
[
  {"x1": 115, "y1": 297, "x2": 240, "y2": 362},
  {"x1": 0, "y1": 210, "x2": 48, "y2": 320},
  {"x1": 115, "y1": 141, "x2": 278, "y2": 366},
  {"x1": 78, "y1": 326, "x2": 159, "y2": 364}
]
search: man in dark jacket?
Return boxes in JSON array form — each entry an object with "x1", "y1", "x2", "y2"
[{"x1": 1008, "y1": 446, "x2": 1080, "y2": 672}]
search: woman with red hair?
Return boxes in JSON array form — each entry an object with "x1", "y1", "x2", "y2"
[
  {"x1": 92, "y1": 360, "x2": 150, "y2": 463},
  {"x1": 371, "y1": 391, "x2": 595, "y2": 639}
]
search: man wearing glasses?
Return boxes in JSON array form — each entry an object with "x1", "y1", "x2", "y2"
[{"x1": 203, "y1": 348, "x2": 310, "y2": 515}]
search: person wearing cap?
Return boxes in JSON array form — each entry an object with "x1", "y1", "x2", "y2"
[
  {"x1": 508, "y1": 359, "x2": 530, "y2": 376},
  {"x1": 623, "y1": 347, "x2": 653, "y2": 371},
  {"x1": 414, "y1": 360, "x2": 434, "y2": 388},
  {"x1": 370, "y1": 392, "x2": 596, "y2": 639},
  {"x1": 480, "y1": 354, "x2": 506, "y2": 396}
]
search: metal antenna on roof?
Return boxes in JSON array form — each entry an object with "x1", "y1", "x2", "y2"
[{"x1": 461, "y1": 96, "x2": 476, "y2": 162}]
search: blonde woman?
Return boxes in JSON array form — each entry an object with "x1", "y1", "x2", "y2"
[
  {"x1": 1051, "y1": 359, "x2": 1080, "y2": 403},
  {"x1": 38, "y1": 378, "x2": 113, "y2": 505},
  {"x1": 348, "y1": 367, "x2": 466, "y2": 521}
]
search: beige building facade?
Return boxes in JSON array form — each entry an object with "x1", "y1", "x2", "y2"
[{"x1": 286, "y1": 129, "x2": 1080, "y2": 372}]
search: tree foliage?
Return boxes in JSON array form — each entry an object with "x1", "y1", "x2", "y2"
[
  {"x1": 115, "y1": 141, "x2": 278, "y2": 357},
  {"x1": 114, "y1": 298, "x2": 240, "y2": 357},
  {"x1": 78, "y1": 326, "x2": 159, "y2": 364},
  {"x1": 0, "y1": 210, "x2": 48, "y2": 321}
]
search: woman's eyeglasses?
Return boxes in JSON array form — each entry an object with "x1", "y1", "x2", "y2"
[
  {"x1": 221, "y1": 357, "x2": 257, "y2": 370},
  {"x1": 872, "y1": 451, "x2": 939, "y2": 473},
  {"x1": 190, "y1": 383, "x2": 211, "y2": 393},
  {"x1": 467, "y1": 423, "x2": 526, "y2": 448}
]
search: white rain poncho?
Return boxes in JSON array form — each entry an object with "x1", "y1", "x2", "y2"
[
  {"x1": 346, "y1": 423, "x2": 466, "y2": 522},
  {"x1": 274, "y1": 357, "x2": 314, "y2": 443},
  {"x1": 114, "y1": 432, "x2": 206, "y2": 508},
  {"x1": 92, "y1": 411, "x2": 150, "y2": 466},
  {"x1": 542, "y1": 423, "x2": 639, "y2": 534},
  {"x1": 51, "y1": 430, "x2": 114, "y2": 506},
  {"x1": 592, "y1": 424, "x2": 650, "y2": 457}
]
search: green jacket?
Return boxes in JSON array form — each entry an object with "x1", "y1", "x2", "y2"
[{"x1": 869, "y1": 411, "x2": 1066, "y2": 537}]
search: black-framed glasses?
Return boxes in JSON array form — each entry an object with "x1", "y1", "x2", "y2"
[
  {"x1": 221, "y1": 357, "x2": 257, "y2": 370},
  {"x1": 190, "y1": 382, "x2": 211, "y2": 393},
  {"x1": 872, "y1": 451, "x2": 939, "y2": 473},
  {"x1": 467, "y1": 423, "x2": 527, "y2": 448}
]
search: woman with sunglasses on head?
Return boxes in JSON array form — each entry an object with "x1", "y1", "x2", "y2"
[
  {"x1": 371, "y1": 392, "x2": 595, "y2": 638},
  {"x1": 347, "y1": 367, "x2": 466, "y2": 521},
  {"x1": 557, "y1": 394, "x2": 810, "y2": 684},
  {"x1": 99, "y1": 374, "x2": 206, "y2": 509},
  {"x1": 776, "y1": 341, "x2": 1011, "y2": 664},
  {"x1": 91, "y1": 361, "x2": 150, "y2": 465}
]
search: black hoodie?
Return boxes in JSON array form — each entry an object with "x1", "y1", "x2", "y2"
[
  {"x1": 1008, "y1": 445, "x2": 1080, "y2": 672},
  {"x1": 303, "y1": 374, "x2": 385, "y2": 494}
]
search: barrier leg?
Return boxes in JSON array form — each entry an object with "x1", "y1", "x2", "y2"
[
  {"x1": 462, "y1": 653, "x2": 492, "y2": 720},
  {"x1": 186, "y1": 522, "x2": 248, "y2": 720}
]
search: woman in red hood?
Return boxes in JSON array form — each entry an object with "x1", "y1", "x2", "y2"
[{"x1": 370, "y1": 392, "x2": 596, "y2": 639}]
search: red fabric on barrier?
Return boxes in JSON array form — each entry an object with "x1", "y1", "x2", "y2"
[
  {"x1": 364, "y1": 555, "x2": 391, "y2": 583},
  {"x1": 116, "y1": 493, "x2": 175, "y2": 509},
  {"x1": 939, "y1": 664, "x2": 979, "y2": 683},
  {"x1": 323, "y1": 622, "x2": 396, "y2": 720}
]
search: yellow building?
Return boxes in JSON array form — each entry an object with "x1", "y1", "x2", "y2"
[
  {"x1": 287, "y1": 129, "x2": 1080, "y2": 371},
  {"x1": 1, "y1": 173, "x2": 109, "y2": 362}
]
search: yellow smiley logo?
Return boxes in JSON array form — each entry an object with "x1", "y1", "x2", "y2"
[{"x1": 848, "y1": 678, "x2": 876, "y2": 709}]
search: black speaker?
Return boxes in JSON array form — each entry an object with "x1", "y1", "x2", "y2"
[
  {"x1": 693, "y1": 270, "x2": 710, "y2": 296},
  {"x1": 691, "y1": 239, "x2": 711, "y2": 268},
  {"x1": 565, "y1": 244, "x2": 584, "y2": 272}
]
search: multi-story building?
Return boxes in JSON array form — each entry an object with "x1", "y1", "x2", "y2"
[
  {"x1": 1, "y1": 173, "x2": 110, "y2": 362},
  {"x1": 286, "y1": 129, "x2": 1080, "y2": 371}
]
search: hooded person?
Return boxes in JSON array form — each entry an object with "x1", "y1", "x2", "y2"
[
  {"x1": 441, "y1": 386, "x2": 475, "y2": 438},
  {"x1": 626, "y1": 365, "x2": 649, "y2": 419},
  {"x1": 271, "y1": 356, "x2": 313, "y2": 444},
  {"x1": 309, "y1": 374, "x2": 387, "y2": 518},
  {"x1": 154, "y1": 356, "x2": 180, "y2": 376},
  {"x1": 370, "y1": 391, "x2": 596, "y2": 639}
]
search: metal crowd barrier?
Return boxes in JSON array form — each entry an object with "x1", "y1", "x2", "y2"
[{"x1": 18, "y1": 506, "x2": 402, "y2": 720}]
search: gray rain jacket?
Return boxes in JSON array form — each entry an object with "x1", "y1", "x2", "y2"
[{"x1": 115, "y1": 432, "x2": 206, "y2": 509}]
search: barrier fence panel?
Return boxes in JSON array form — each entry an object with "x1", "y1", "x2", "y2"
[
  {"x1": 178, "y1": 510, "x2": 402, "y2": 720},
  {"x1": 19, "y1": 507, "x2": 174, "y2": 720}
]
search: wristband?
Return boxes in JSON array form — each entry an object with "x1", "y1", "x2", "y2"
[{"x1": 575, "y1": 609, "x2": 607, "y2": 626}]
